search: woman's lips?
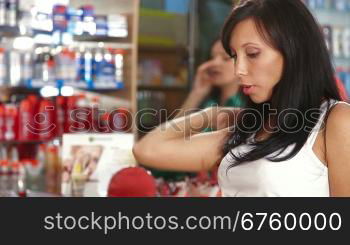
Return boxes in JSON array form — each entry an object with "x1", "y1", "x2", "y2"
[{"x1": 242, "y1": 85, "x2": 255, "y2": 95}]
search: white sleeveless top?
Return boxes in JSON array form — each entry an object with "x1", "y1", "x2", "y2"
[{"x1": 218, "y1": 100, "x2": 347, "y2": 197}]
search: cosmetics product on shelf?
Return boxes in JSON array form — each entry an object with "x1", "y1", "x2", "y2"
[
  {"x1": 52, "y1": 4, "x2": 68, "y2": 32},
  {"x1": 81, "y1": 5, "x2": 96, "y2": 35},
  {"x1": 4, "y1": 104, "x2": 18, "y2": 141},
  {"x1": 0, "y1": 47, "x2": 6, "y2": 86},
  {"x1": 67, "y1": 7, "x2": 83, "y2": 35},
  {"x1": 0, "y1": 0, "x2": 6, "y2": 26},
  {"x1": 38, "y1": 99, "x2": 56, "y2": 141},
  {"x1": 21, "y1": 51, "x2": 33, "y2": 86},
  {"x1": 343, "y1": 28, "x2": 350, "y2": 58},
  {"x1": 321, "y1": 25, "x2": 333, "y2": 54},
  {"x1": 18, "y1": 98, "x2": 34, "y2": 141},
  {"x1": 108, "y1": 14, "x2": 128, "y2": 38},
  {"x1": 113, "y1": 49, "x2": 125, "y2": 86},
  {"x1": 0, "y1": 104, "x2": 5, "y2": 141},
  {"x1": 95, "y1": 15, "x2": 108, "y2": 36},
  {"x1": 6, "y1": 0, "x2": 18, "y2": 27},
  {"x1": 332, "y1": 26, "x2": 343, "y2": 58},
  {"x1": 7, "y1": 49, "x2": 21, "y2": 86}
]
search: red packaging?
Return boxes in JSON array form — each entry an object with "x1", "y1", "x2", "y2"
[
  {"x1": 38, "y1": 99, "x2": 56, "y2": 141},
  {"x1": 18, "y1": 99, "x2": 35, "y2": 141},
  {"x1": 0, "y1": 104, "x2": 5, "y2": 141},
  {"x1": 76, "y1": 95, "x2": 92, "y2": 133},
  {"x1": 65, "y1": 96, "x2": 78, "y2": 133},
  {"x1": 100, "y1": 112, "x2": 111, "y2": 133},
  {"x1": 27, "y1": 95, "x2": 40, "y2": 140},
  {"x1": 56, "y1": 96, "x2": 66, "y2": 137},
  {"x1": 4, "y1": 104, "x2": 19, "y2": 141}
]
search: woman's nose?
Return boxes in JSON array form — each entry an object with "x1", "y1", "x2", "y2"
[{"x1": 235, "y1": 57, "x2": 248, "y2": 77}]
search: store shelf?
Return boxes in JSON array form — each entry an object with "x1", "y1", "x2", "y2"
[
  {"x1": 75, "y1": 41, "x2": 133, "y2": 49},
  {"x1": 0, "y1": 140, "x2": 46, "y2": 145},
  {"x1": 139, "y1": 45, "x2": 188, "y2": 54},
  {"x1": 73, "y1": 34, "x2": 130, "y2": 43},
  {"x1": 138, "y1": 84, "x2": 188, "y2": 91},
  {"x1": 0, "y1": 25, "x2": 20, "y2": 38}
]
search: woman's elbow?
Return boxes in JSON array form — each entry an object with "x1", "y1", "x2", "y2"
[{"x1": 132, "y1": 141, "x2": 153, "y2": 166}]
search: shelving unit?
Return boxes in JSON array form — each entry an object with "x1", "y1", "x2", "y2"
[
  {"x1": 305, "y1": 2, "x2": 350, "y2": 97},
  {"x1": 0, "y1": 0, "x2": 140, "y2": 132},
  {"x1": 136, "y1": 5, "x2": 195, "y2": 137}
]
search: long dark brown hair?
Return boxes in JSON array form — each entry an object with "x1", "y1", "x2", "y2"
[{"x1": 221, "y1": 0, "x2": 341, "y2": 168}]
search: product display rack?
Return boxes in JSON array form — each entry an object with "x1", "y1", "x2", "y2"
[
  {"x1": 0, "y1": 0, "x2": 140, "y2": 132},
  {"x1": 305, "y1": 0, "x2": 350, "y2": 97}
]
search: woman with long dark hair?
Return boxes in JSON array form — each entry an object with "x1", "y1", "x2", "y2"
[{"x1": 133, "y1": 0, "x2": 350, "y2": 197}]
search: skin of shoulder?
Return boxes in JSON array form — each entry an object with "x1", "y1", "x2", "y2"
[{"x1": 324, "y1": 103, "x2": 350, "y2": 196}]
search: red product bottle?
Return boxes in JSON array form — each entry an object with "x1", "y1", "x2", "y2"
[
  {"x1": 0, "y1": 104, "x2": 5, "y2": 141},
  {"x1": 76, "y1": 95, "x2": 92, "y2": 133},
  {"x1": 27, "y1": 95, "x2": 40, "y2": 140},
  {"x1": 56, "y1": 96, "x2": 66, "y2": 137},
  {"x1": 4, "y1": 104, "x2": 19, "y2": 141},
  {"x1": 38, "y1": 99, "x2": 56, "y2": 141},
  {"x1": 18, "y1": 99, "x2": 35, "y2": 141},
  {"x1": 65, "y1": 96, "x2": 78, "y2": 133}
]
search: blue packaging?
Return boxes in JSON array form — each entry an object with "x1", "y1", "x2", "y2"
[
  {"x1": 92, "y1": 47, "x2": 104, "y2": 87},
  {"x1": 52, "y1": 5, "x2": 68, "y2": 32},
  {"x1": 67, "y1": 7, "x2": 83, "y2": 35},
  {"x1": 95, "y1": 15, "x2": 108, "y2": 36}
]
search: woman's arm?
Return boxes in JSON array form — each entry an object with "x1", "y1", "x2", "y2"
[
  {"x1": 133, "y1": 107, "x2": 237, "y2": 172},
  {"x1": 325, "y1": 103, "x2": 350, "y2": 197}
]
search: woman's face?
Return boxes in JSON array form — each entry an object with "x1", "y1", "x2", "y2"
[
  {"x1": 230, "y1": 18, "x2": 284, "y2": 103},
  {"x1": 208, "y1": 41, "x2": 239, "y2": 87}
]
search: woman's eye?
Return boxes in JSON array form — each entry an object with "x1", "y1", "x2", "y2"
[{"x1": 247, "y1": 52, "x2": 259, "y2": 58}]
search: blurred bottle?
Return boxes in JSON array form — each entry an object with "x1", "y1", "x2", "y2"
[
  {"x1": 65, "y1": 96, "x2": 75, "y2": 133},
  {"x1": 0, "y1": 146, "x2": 8, "y2": 196},
  {"x1": 9, "y1": 146, "x2": 22, "y2": 196},
  {"x1": 101, "y1": 48, "x2": 115, "y2": 86},
  {"x1": 21, "y1": 51, "x2": 33, "y2": 87},
  {"x1": 0, "y1": 0, "x2": 6, "y2": 26},
  {"x1": 76, "y1": 95, "x2": 91, "y2": 133},
  {"x1": 113, "y1": 49, "x2": 124, "y2": 87},
  {"x1": 0, "y1": 47, "x2": 7, "y2": 86},
  {"x1": 0, "y1": 103, "x2": 5, "y2": 141},
  {"x1": 27, "y1": 95, "x2": 40, "y2": 140},
  {"x1": 55, "y1": 96, "x2": 66, "y2": 137},
  {"x1": 38, "y1": 99, "x2": 56, "y2": 141},
  {"x1": 52, "y1": 4, "x2": 68, "y2": 32},
  {"x1": 92, "y1": 46, "x2": 104, "y2": 88},
  {"x1": 4, "y1": 104, "x2": 18, "y2": 141},
  {"x1": 7, "y1": 49, "x2": 21, "y2": 86},
  {"x1": 18, "y1": 98, "x2": 35, "y2": 141},
  {"x1": 55, "y1": 48, "x2": 70, "y2": 84},
  {"x1": 75, "y1": 46, "x2": 85, "y2": 86},
  {"x1": 6, "y1": 0, "x2": 18, "y2": 27},
  {"x1": 25, "y1": 144, "x2": 46, "y2": 192},
  {"x1": 45, "y1": 143, "x2": 61, "y2": 194},
  {"x1": 81, "y1": 5, "x2": 96, "y2": 35},
  {"x1": 84, "y1": 47, "x2": 93, "y2": 88}
]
